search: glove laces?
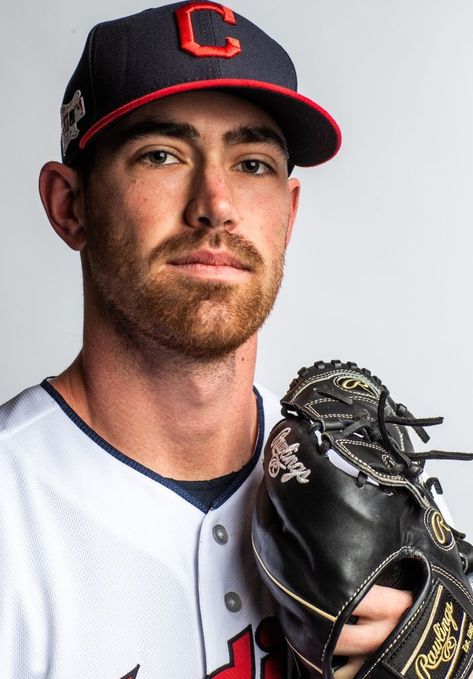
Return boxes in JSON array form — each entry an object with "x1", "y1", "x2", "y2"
[{"x1": 377, "y1": 389, "x2": 473, "y2": 478}]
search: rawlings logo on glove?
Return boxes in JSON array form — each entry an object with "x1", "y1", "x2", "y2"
[{"x1": 268, "y1": 428, "x2": 311, "y2": 484}]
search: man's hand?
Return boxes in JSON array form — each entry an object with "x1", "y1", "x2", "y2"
[{"x1": 334, "y1": 585, "x2": 413, "y2": 679}]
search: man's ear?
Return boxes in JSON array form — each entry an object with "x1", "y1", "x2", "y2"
[
  {"x1": 38, "y1": 161, "x2": 87, "y2": 251},
  {"x1": 285, "y1": 177, "x2": 301, "y2": 247}
]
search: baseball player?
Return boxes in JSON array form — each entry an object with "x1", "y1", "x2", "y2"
[{"x1": 0, "y1": 2, "x2": 417, "y2": 678}]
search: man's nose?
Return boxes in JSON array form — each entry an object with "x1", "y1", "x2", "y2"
[{"x1": 184, "y1": 166, "x2": 239, "y2": 230}]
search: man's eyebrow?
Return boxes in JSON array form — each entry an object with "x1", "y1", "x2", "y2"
[
  {"x1": 107, "y1": 120, "x2": 288, "y2": 159},
  {"x1": 112, "y1": 120, "x2": 200, "y2": 147},
  {"x1": 223, "y1": 125, "x2": 289, "y2": 158}
]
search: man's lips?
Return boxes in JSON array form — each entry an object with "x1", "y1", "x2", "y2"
[{"x1": 166, "y1": 249, "x2": 252, "y2": 272}]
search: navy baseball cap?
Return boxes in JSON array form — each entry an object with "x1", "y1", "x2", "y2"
[{"x1": 60, "y1": 1, "x2": 341, "y2": 167}]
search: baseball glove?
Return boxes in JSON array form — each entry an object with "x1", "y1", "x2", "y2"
[{"x1": 252, "y1": 360, "x2": 473, "y2": 679}]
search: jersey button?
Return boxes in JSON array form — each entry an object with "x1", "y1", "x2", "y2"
[
  {"x1": 225, "y1": 592, "x2": 242, "y2": 612},
  {"x1": 212, "y1": 524, "x2": 229, "y2": 545}
]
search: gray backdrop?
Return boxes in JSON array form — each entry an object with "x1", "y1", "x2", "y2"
[{"x1": 1, "y1": 1, "x2": 472, "y2": 534}]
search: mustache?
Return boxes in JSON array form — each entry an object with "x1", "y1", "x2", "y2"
[{"x1": 148, "y1": 230, "x2": 264, "y2": 270}]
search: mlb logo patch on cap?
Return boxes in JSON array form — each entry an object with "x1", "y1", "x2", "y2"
[{"x1": 61, "y1": 90, "x2": 86, "y2": 155}]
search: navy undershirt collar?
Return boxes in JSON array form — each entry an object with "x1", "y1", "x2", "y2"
[{"x1": 41, "y1": 379, "x2": 265, "y2": 514}]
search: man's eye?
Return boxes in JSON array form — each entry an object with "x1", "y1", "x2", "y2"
[
  {"x1": 238, "y1": 159, "x2": 272, "y2": 175},
  {"x1": 142, "y1": 150, "x2": 179, "y2": 165}
]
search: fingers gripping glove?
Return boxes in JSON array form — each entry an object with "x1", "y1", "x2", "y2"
[{"x1": 251, "y1": 360, "x2": 473, "y2": 679}]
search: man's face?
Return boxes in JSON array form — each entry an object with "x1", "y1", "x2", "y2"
[{"x1": 80, "y1": 91, "x2": 300, "y2": 359}]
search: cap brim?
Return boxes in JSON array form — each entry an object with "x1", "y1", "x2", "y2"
[{"x1": 79, "y1": 79, "x2": 341, "y2": 167}]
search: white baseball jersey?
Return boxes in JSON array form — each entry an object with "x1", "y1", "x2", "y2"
[{"x1": 0, "y1": 380, "x2": 286, "y2": 679}]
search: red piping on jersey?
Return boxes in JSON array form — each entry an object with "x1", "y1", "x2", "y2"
[{"x1": 78, "y1": 79, "x2": 342, "y2": 161}]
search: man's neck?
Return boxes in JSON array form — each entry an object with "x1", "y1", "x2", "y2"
[{"x1": 51, "y1": 325, "x2": 259, "y2": 481}]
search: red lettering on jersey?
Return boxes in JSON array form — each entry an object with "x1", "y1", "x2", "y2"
[
  {"x1": 208, "y1": 625, "x2": 255, "y2": 678},
  {"x1": 256, "y1": 618, "x2": 286, "y2": 679},
  {"x1": 175, "y1": 2, "x2": 241, "y2": 58}
]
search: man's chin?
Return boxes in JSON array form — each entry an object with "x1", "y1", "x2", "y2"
[{"x1": 145, "y1": 308, "x2": 258, "y2": 360}]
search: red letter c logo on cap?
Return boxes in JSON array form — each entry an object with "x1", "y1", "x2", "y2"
[{"x1": 176, "y1": 2, "x2": 241, "y2": 58}]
